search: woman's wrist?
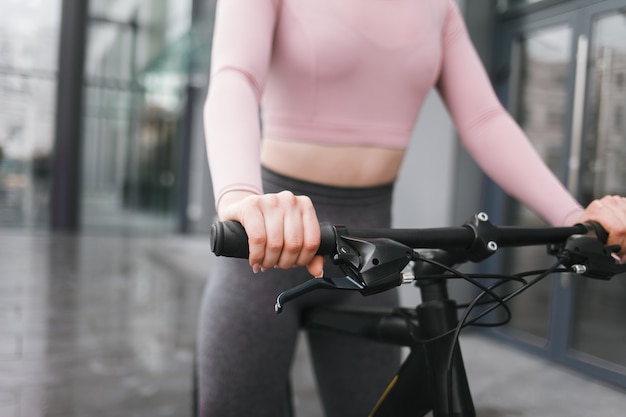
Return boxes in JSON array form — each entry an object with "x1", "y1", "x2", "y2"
[{"x1": 217, "y1": 190, "x2": 260, "y2": 221}]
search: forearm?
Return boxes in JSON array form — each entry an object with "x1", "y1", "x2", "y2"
[
  {"x1": 204, "y1": 0, "x2": 278, "y2": 208},
  {"x1": 461, "y1": 109, "x2": 583, "y2": 226},
  {"x1": 437, "y1": 0, "x2": 582, "y2": 226},
  {"x1": 204, "y1": 69, "x2": 264, "y2": 208}
]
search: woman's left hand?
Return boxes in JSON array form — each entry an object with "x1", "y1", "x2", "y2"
[{"x1": 576, "y1": 195, "x2": 626, "y2": 263}]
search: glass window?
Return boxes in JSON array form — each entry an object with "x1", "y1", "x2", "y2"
[
  {"x1": 81, "y1": 0, "x2": 193, "y2": 234},
  {"x1": 0, "y1": 0, "x2": 61, "y2": 227},
  {"x1": 500, "y1": 24, "x2": 573, "y2": 342},
  {"x1": 571, "y1": 10, "x2": 626, "y2": 369}
]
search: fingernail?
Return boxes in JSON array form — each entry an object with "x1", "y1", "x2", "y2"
[
  {"x1": 252, "y1": 264, "x2": 260, "y2": 274},
  {"x1": 314, "y1": 269, "x2": 324, "y2": 279}
]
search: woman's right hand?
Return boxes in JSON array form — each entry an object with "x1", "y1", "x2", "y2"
[
  {"x1": 575, "y1": 195, "x2": 626, "y2": 263},
  {"x1": 217, "y1": 190, "x2": 324, "y2": 277}
]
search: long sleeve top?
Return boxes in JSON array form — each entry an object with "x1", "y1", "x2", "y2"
[{"x1": 204, "y1": 0, "x2": 583, "y2": 226}]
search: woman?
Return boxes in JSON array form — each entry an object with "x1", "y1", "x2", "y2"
[{"x1": 198, "y1": 1, "x2": 626, "y2": 416}]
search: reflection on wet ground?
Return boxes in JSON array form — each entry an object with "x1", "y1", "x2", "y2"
[{"x1": 0, "y1": 231, "x2": 210, "y2": 417}]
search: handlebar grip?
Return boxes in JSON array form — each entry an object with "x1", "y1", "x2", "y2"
[
  {"x1": 210, "y1": 221, "x2": 250, "y2": 258},
  {"x1": 210, "y1": 221, "x2": 339, "y2": 258},
  {"x1": 582, "y1": 221, "x2": 609, "y2": 244}
]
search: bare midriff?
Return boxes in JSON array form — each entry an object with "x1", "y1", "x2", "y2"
[{"x1": 260, "y1": 138, "x2": 406, "y2": 187}]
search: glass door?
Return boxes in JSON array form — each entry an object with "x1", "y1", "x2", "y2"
[
  {"x1": 570, "y1": 5, "x2": 626, "y2": 380},
  {"x1": 491, "y1": 0, "x2": 626, "y2": 386},
  {"x1": 493, "y1": 10, "x2": 578, "y2": 346}
]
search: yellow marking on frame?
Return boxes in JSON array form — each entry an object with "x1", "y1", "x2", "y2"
[{"x1": 368, "y1": 375, "x2": 399, "y2": 417}]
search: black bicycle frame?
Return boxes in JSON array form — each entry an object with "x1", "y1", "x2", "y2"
[{"x1": 301, "y1": 253, "x2": 475, "y2": 417}]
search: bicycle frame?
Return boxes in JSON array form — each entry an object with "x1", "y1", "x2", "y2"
[{"x1": 300, "y1": 254, "x2": 475, "y2": 417}]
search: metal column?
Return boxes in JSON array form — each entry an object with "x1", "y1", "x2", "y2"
[{"x1": 50, "y1": 0, "x2": 89, "y2": 231}]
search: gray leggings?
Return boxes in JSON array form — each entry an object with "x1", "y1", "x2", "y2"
[{"x1": 197, "y1": 167, "x2": 401, "y2": 417}]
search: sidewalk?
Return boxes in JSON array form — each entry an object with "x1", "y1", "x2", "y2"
[{"x1": 0, "y1": 230, "x2": 624, "y2": 416}]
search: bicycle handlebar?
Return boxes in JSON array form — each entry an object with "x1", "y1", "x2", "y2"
[
  {"x1": 210, "y1": 216, "x2": 599, "y2": 259},
  {"x1": 210, "y1": 212, "x2": 624, "y2": 313}
]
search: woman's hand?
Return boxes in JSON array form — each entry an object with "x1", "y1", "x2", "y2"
[
  {"x1": 576, "y1": 195, "x2": 626, "y2": 263},
  {"x1": 217, "y1": 190, "x2": 324, "y2": 277}
]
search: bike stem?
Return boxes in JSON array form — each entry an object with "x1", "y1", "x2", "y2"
[{"x1": 413, "y1": 255, "x2": 476, "y2": 417}]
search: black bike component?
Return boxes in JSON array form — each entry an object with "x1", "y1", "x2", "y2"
[
  {"x1": 413, "y1": 249, "x2": 467, "y2": 299},
  {"x1": 274, "y1": 276, "x2": 364, "y2": 314},
  {"x1": 555, "y1": 235, "x2": 625, "y2": 280},
  {"x1": 209, "y1": 215, "x2": 625, "y2": 417},
  {"x1": 333, "y1": 236, "x2": 414, "y2": 294},
  {"x1": 462, "y1": 213, "x2": 499, "y2": 262},
  {"x1": 210, "y1": 217, "x2": 596, "y2": 260},
  {"x1": 304, "y1": 251, "x2": 477, "y2": 417},
  {"x1": 210, "y1": 220, "x2": 250, "y2": 258},
  {"x1": 410, "y1": 247, "x2": 472, "y2": 417},
  {"x1": 583, "y1": 220, "x2": 609, "y2": 243},
  {"x1": 303, "y1": 306, "x2": 417, "y2": 347},
  {"x1": 333, "y1": 222, "x2": 589, "y2": 251},
  {"x1": 210, "y1": 218, "x2": 620, "y2": 314},
  {"x1": 417, "y1": 298, "x2": 475, "y2": 417},
  {"x1": 370, "y1": 347, "x2": 434, "y2": 417},
  {"x1": 411, "y1": 250, "x2": 475, "y2": 417},
  {"x1": 210, "y1": 221, "x2": 339, "y2": 257},
  {"x1": 275, "y1": 235, "x2": 414, "y2": 312},
  {"x1": 366, "y1": 288, "x2": 475, "y2": 417}
]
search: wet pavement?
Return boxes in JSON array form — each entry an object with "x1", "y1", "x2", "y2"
[
  {"x1": 0, "y1": 230, "x2": 208, "y2": 417},
  {"x1": 1, "y1": 229, "x2": 625, "y2": 417}
]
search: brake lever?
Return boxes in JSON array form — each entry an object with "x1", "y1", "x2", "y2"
[
  {"x1": 274, "y1": 276, "x2": 364, "y2": 314},
  {"x1": 555, "y1": 235, "x2": 626, "y2": 280},
  {"x1": 274, "y1": 236, "x2": 414, "y2": 313}
]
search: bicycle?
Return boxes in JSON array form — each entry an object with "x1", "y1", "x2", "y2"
[{"x1": 209, "y1": 212, "x2": 626, "y2": 417}]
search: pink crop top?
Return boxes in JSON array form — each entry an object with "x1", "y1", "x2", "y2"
[{"x1": 204, "y1": 0, "x2": 583, "y2": 226}]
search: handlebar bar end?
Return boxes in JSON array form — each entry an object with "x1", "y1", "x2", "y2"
[{"x1": 210, "y1": 221, "x2": 250, "y2": 259}]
